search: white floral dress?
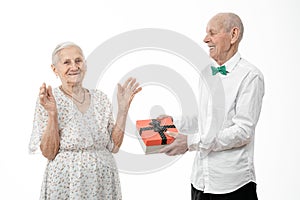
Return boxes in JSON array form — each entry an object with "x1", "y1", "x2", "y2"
[{"x1": 29, "y1": 88, "x2": 122, "y2": 200}]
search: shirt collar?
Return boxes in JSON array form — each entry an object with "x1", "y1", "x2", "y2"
[{"x1": 211, "y1": 52, "x2": 241, "y2": 73}]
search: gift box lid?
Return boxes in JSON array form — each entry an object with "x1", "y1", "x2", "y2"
[{"x1": 136, "y1": 117, "x2": 178, "y2": 146}]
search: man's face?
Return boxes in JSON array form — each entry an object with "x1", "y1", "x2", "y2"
[{"x1": 203, "y1": 16, "x2": 232, "y2": 64}]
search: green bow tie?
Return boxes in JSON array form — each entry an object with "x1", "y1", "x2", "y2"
[{"x1": 211, "y1": 65, "x2": 228, "y2": 75}]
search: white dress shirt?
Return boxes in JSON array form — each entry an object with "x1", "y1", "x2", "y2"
[{"x1": 178, "y1": 52, "x2": 265, "y2": 194}]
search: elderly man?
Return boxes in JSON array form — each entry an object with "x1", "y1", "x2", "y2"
[{"x1": 161, "y1": 13, "x2": 264, "y2": 200}]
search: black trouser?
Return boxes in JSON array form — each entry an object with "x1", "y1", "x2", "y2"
[{"x1": 191, "y1": 182, "x2": 258, "y2": 200}]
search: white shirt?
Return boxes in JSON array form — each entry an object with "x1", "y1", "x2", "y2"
[{"x1": 176, "y1": 52, "x2": 265, "y2": 194}]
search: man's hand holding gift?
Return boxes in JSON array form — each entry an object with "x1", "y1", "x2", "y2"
[{"x1": 157, "y1": 115, "x2": 188, "y2": 156}]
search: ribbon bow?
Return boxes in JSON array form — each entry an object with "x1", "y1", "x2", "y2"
[
  {"x1": 150, "y1": 119, "x2": 168, "y2": 133},
  {"x1": 211, "y1": 65, "x2": 228, "y2": 75}
]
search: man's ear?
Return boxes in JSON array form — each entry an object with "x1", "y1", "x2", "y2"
[{"x1": 230, "y1": 27, "x2": 240, "y2": 44}]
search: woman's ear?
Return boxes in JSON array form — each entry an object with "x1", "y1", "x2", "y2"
[
  {"x1": 51, "y1": 64, "x2": 58, "y2": 77},
  {"x1": 230, "y1": 27, "x2": 240, "y2": 44},
  {"x1": 83, "y1": 60, "x2": 87, "y2": 72}
]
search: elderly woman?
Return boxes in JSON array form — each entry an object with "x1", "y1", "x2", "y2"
[{"x1": 29, "y1": 42, "x2": 141, "y2": 200}]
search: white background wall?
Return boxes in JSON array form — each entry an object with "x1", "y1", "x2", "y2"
[{"x1": 1, "y1": 0, "x2": 299, "y2": 199}]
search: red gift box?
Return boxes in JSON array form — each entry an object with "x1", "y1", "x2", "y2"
[{"x1": 136, "y1": 117, "x2": 178, "y2": 154}]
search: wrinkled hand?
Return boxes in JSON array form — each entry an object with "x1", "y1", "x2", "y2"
[
  {"x1": 159, "y1": 133, "x2": 188, "y2": 156},
  {"x1": 117, "y1": 77, "x2": 142, "y2": 113},
  {"x1": 39, "y1": 83, "x2": 57, "y2": 115},
  {"x1": 156, "y1": 114, "x2": 173, "y2": 122}
]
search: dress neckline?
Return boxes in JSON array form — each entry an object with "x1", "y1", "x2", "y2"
[{"x1": 57, "y1": 87, "x2": 93, "y2": 115}]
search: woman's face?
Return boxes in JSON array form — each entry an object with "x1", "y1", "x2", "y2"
[{"x1": 52, "y1": 46, "x2": 86, "y2": 86}]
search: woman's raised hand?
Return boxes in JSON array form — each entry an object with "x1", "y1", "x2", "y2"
[
  {"x1": 117, "y1": 77, "x2": 142, "y2": 113},
  {"x1": 39, "y1": 83, "x2": 57, "y2": 115}
]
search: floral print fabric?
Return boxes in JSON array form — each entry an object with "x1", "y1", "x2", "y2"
[{"x1": 29, "y1": 88, "x2": 121, "y2": 200}]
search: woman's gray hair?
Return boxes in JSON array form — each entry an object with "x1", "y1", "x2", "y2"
[{"x1": 52, "y1": 41, "x2": 85, "y2": 65}]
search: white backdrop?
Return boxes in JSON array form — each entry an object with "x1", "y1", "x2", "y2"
[{"x1": 1, "y1": 0, "x2": 299, "y2": 199}]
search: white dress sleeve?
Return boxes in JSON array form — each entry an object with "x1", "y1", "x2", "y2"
[
  {"x1": 28, "y1": 97, "x2": 48, "y2": 154},
  {"x1": 106, "y1": 101, "x2": 115, "y2": 152}
]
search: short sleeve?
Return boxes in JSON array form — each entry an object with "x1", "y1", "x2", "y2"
[
  {"x1": 28, "y1": 97, "x2": 48, "y2": 154},
  {"x1": 106, "y1": 100, "x2": 115, "y2": 152}
]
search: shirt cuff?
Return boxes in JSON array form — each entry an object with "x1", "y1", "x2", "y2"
[{"x1": 187, "y1": 132, "x2": 200, "y2": 151}]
